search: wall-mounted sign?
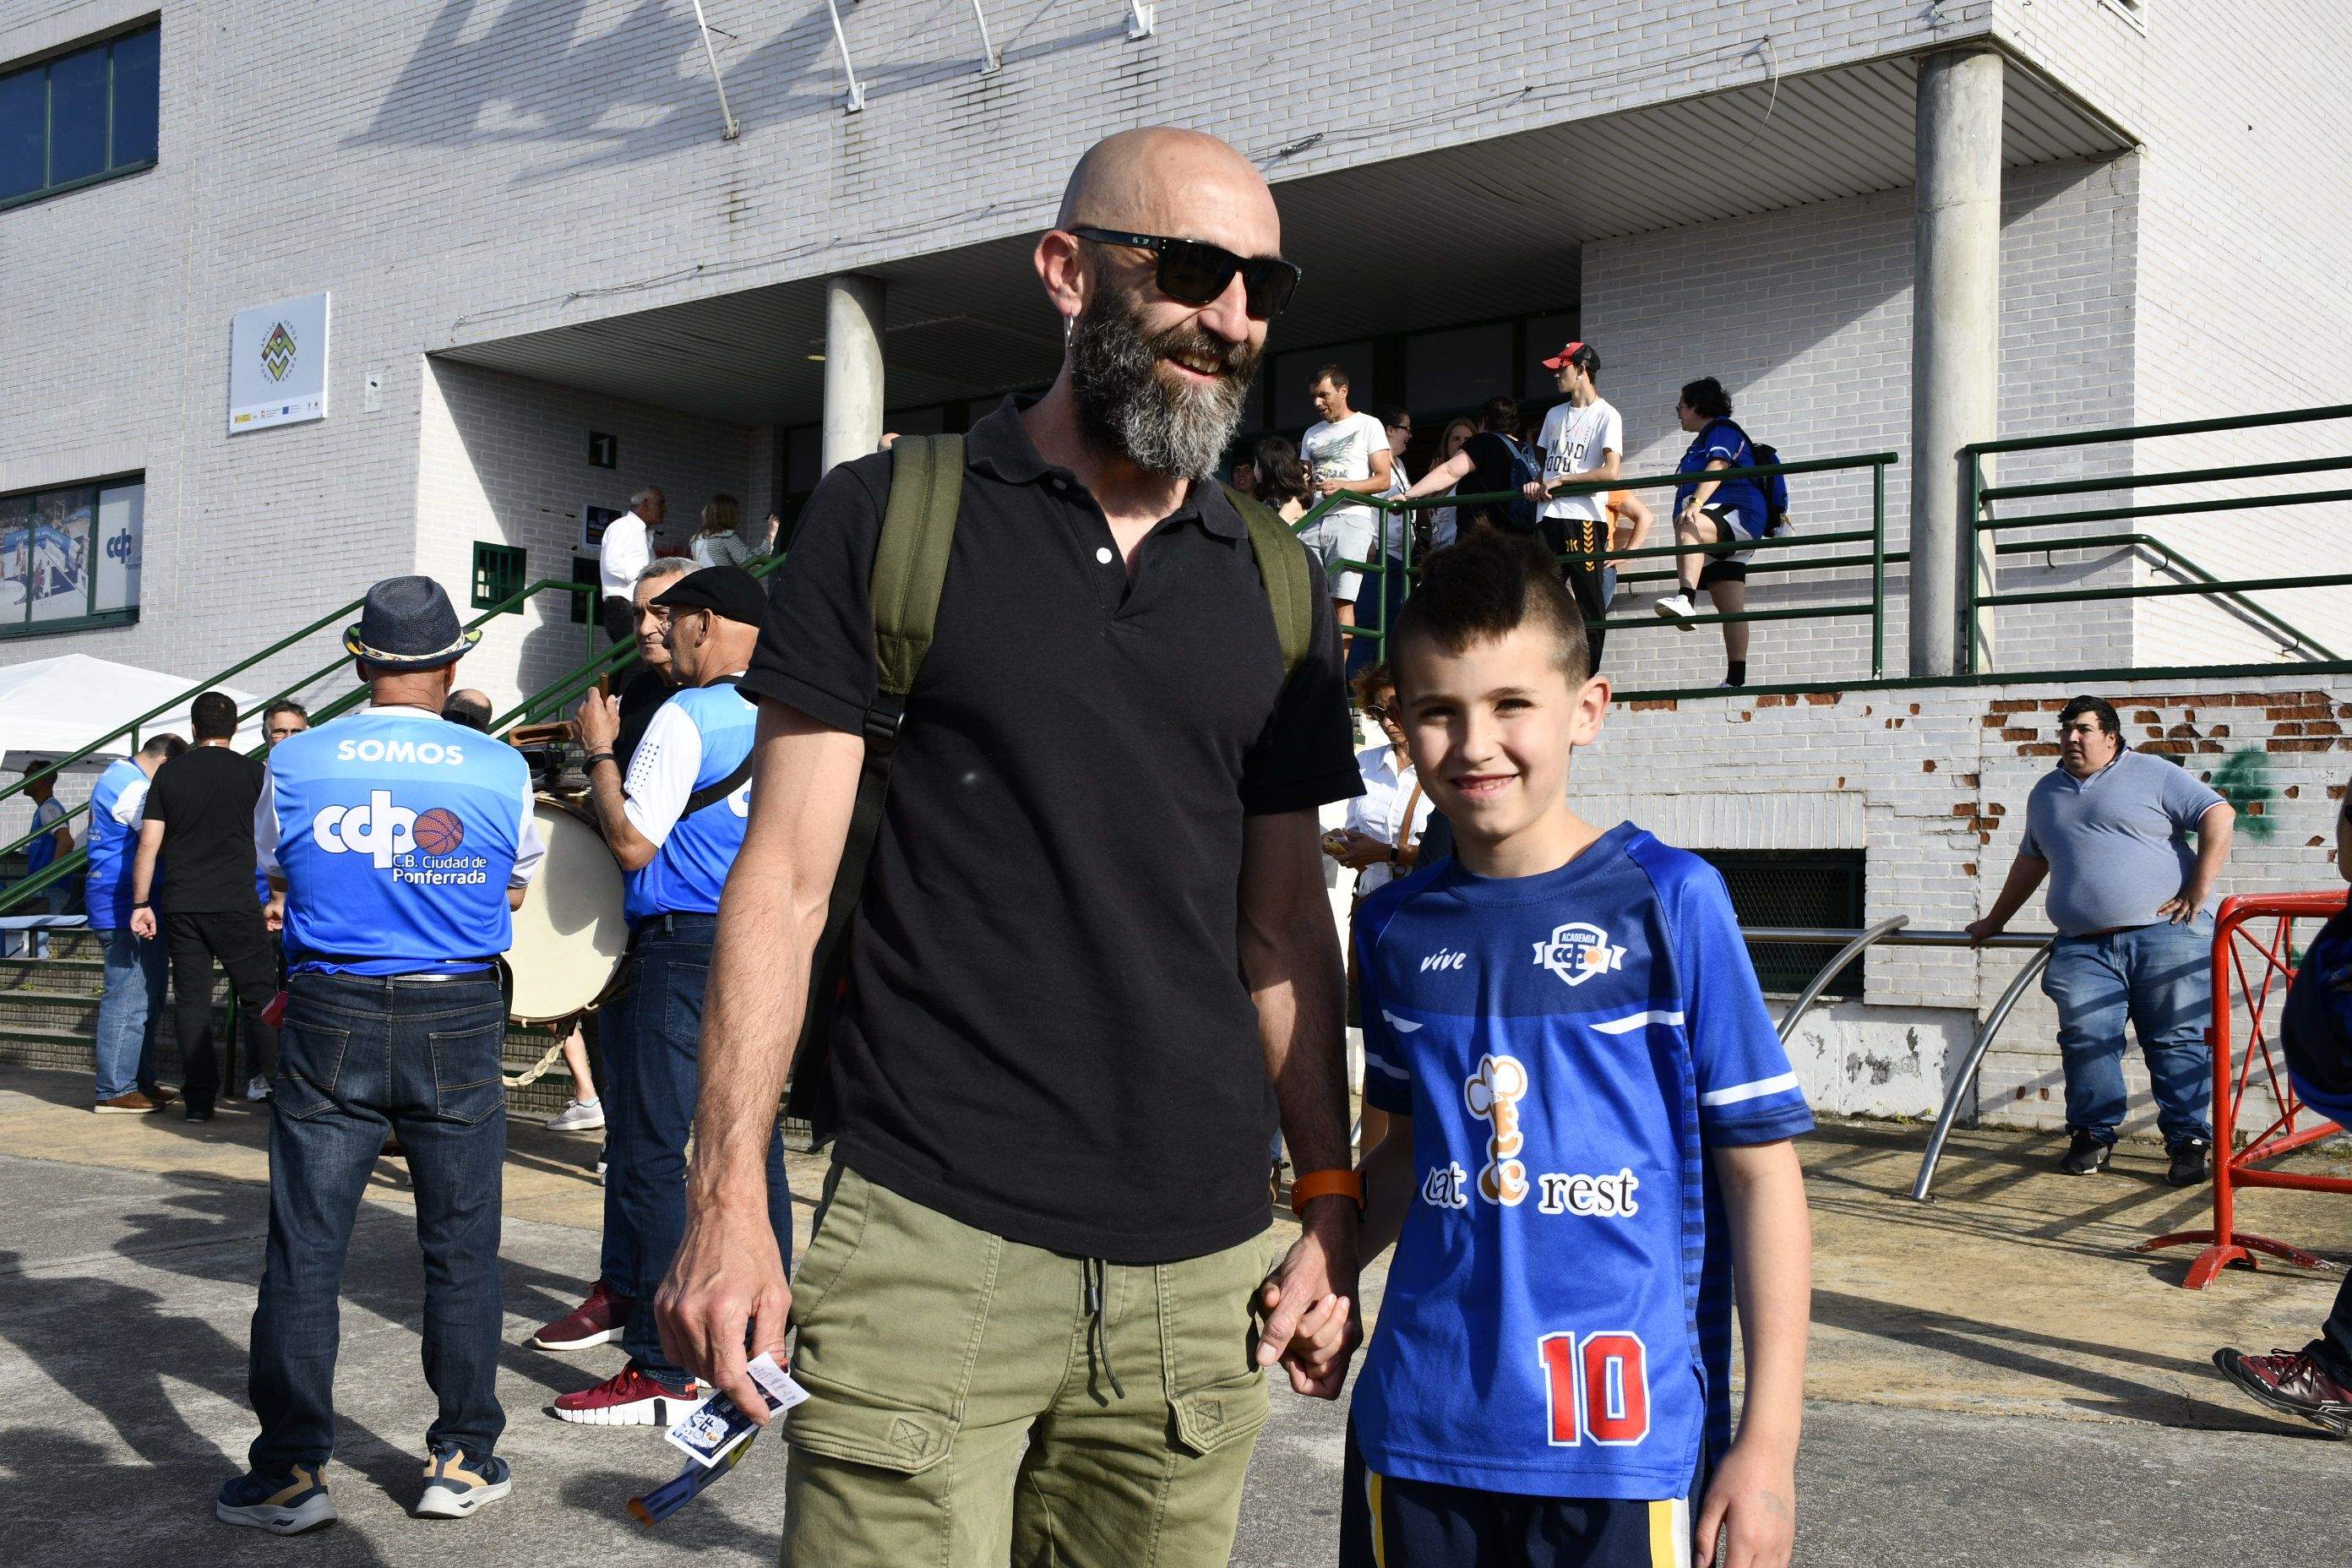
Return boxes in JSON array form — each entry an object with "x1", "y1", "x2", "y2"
[{"x1": 228, "y1": 291, "x2": 330, "y2": 434}]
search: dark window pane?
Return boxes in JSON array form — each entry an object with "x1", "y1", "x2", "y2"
[
  {"x1": 0, "y1": 68, "x2": 42, "y2": 201},
  {"x1": 46, "y1": 45, "x2": 106, "y2": 184},
  {"x1": 109, "y1": 28, "x2": 158, "y2": 168}
]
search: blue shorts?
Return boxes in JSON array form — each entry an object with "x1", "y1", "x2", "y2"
[{"x1": 1341, "y1": 1423, "x2": 1691, "y2": 1568}]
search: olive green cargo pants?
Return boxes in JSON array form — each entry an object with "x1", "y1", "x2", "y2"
[{"x1": 780, "y1": 1163, "x2": 1282, "y2": 1568}]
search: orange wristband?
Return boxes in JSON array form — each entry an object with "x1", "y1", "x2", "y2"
[{"x1": 1290, "y1": 1168, "x2": 1364, "y2": 1216}]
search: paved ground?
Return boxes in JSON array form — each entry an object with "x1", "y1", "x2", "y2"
[{"x1": 3, "y1": 1063, "x2": 2345, "y2": 1566}]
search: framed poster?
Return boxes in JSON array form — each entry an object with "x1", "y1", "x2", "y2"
[
  {"x1": 580, "y1": 503, "x2": 623, "y2": 551},
  {"x1": 229, "y1": 291, "x2": 330, "y2": 434}
]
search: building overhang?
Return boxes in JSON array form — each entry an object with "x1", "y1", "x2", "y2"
[{"x1": 436, "y1": 47, "x2": 2131, "y2": 428}]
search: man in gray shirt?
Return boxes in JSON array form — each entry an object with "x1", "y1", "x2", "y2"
[{"x1": 1968, "y1": 694, "x2": 2235, "y2": 1184}]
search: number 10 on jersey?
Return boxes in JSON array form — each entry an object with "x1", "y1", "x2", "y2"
[{"x1": 1538, "y1": 1331, "x2": 1651, "y2": 1446}]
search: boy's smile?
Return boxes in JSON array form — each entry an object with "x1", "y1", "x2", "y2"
[{"x1": 1396, "y1": 624, "x2": 1611, "y2": 879}]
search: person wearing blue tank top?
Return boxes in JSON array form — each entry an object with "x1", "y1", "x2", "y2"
[
  {"x1": 85, "y1": 735, "x2": 188, "y2": 1112},
  {"x1": 217, "y1": 577, "x2": 544, "y2": 1534},
  {"x1": 550, "y1": 564, "x2": 794, "y2": 1429},
  {"x1": 1311, "y1": 532, "x2": 1815, "y2": 1568}
]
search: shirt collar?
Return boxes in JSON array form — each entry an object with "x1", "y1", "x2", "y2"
[{"x1": 964, "y1": 395, "x2": 1244, "y2": 542}]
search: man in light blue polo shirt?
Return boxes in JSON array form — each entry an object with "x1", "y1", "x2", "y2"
[{"x1": 1969, "y1": 694, "x2": 2235, "y2": 1184}]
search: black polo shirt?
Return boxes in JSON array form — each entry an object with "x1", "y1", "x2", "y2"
[{"x1": 744, "y1": 396, "x2": 1361, "y2": 1262}]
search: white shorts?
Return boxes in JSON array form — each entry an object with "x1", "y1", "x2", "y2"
[{"x1": 1299, "y1": 508, "x2": 1380, "y2": 602}]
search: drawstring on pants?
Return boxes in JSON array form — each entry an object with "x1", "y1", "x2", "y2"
[{"x1": 1084, "y1": 1256, "x2": 1126, "y2": 1402}]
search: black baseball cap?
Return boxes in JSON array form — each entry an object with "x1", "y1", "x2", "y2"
[{"x1": 651, "y1": 565, "x2": 770, "y2": 630}]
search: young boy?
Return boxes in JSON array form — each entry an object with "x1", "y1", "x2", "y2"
[{"x1": 1337, "y1": 530, "x2": 1813, "y2": 1568}]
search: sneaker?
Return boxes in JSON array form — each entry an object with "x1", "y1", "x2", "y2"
[
  {"x1": 551, "y1": 1361, "x2": 707, "y2": 1426},
  {"x1": 94, "y1": 1090, "x2": 166, "y2": 1114},
  {"x1": 1652, "y1": 592, "x2": 1700, "y2": 629},
  {"x1": 245, "y1": 1075, "x2": 272, "y2": 1102},
  {"x1": 2213, "y1": 1348, "x2": 2352, "y2": 1437},
  {"x1": 531, "y1": 1280, "x2": 632, "y2": 1352},
  {"x1": 2167, "y1": 1137, "x2": 2212, "y2": 1188},
  {"x1": 183, "y1": 1102, "x2": 215, "y2": 1123},
  {"x1": 2059, "y1": 1130, "x2": 2112, "y2": 1175},
  {"x1": 546, "y1": 1097, "x2": 606, "y2": 1132},
  {"x1": 415, "y1": 1445, "x2": 513, "y2": 1518},
  {"x1": 215, "y1": 1463, "x2": 336, "y2": 1533}
]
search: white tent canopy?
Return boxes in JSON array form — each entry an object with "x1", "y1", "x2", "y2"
[{"x1": 0, "y1": 654, "x2": 267, "y2": 772}]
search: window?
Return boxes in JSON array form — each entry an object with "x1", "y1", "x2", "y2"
[
  {"x1": 0, "y1": 21, "x2": 161, "y2": 210},
  {"x1": 1405, "y1": 323, "x2": 1515, "y2": 416},
  {"x1": 1274, "y1": 341, "x2": 1376, "y2": 430},
  {"x1": 1694, "y1": 849, "x2": 1867, "y2": 997},
  {"x1": 569, "y1": 553, "x2": 601, "y2": 625},
  {"x1": 0, "y1": 476, "x2": 142, "y2": 637},
  {"x1": 471, "y1": 542, "x2": 528, "y2": 613}
]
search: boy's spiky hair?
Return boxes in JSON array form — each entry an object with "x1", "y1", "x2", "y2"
[{"x1": 1392, "y1": 531, "x2": 1591, "y2": 686}]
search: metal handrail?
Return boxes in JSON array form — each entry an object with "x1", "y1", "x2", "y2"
[
  {"x1": 1746, "y1": 923, "x2": 2057, "y2": 1203},
  {"x1": 0, "y1": 575, "x2": 608, "y2": 916},
  {"x1": 0, "y1": 593, "x2": 367, "y2": 808},
  {"x1": 1962, "y1": 401, "x2": 2352, "y2": 675}
]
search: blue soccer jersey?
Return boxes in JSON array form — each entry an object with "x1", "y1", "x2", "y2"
[
  {"x1": 1351, "y1": 823, "x2": 1812, "y2": 1502},
  {"x1": 258, "y1": 707, "x2": 545, "y2": 975}
]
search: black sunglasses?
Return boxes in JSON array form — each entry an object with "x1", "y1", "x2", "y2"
[{"x1": 1070, "y1": 227, "x2": 1302, "y2": 320}]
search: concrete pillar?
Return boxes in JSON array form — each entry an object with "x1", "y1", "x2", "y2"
[
  {"x1": 821, "y1": 274, "x2": 886, "y2": 476},
  {"x1": 1908, "y1": 47, "x2": 2003, "y2": 678}
]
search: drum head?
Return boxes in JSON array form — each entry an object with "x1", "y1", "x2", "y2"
[{"x1": 504, "y1": 798, "x2": 629, "y2": 1024}]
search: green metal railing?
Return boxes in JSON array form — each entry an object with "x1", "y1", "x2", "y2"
[
  {"x1": 1289, "y1": 451, "x2": 1902, "y2": 678},
  {"x1": 0, "y1": 576, "x2": 612, "y2": 917},
  {"x1": 1963, "y1": 403, "x2": 2352, "y2": 672}
]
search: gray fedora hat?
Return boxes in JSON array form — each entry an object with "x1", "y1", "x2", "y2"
[{"x1": 342, "y1": 576, "x2": 481, "y2": 672}]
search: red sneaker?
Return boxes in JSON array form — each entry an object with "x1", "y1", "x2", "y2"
[
  {"x1": 551, "y1": 1362, "x2": 707, "y2": 1426},
  {"x1": 2213, "y1": 1347, "x2": 2352, "y2": 1436},
  {"x1": 530, "y1": 1282, "x2": 632, "y2": 1352}
]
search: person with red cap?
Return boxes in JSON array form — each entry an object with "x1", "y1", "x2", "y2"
[{"x1": 1527, "y1": 340, "x2": 1623, "y2": 668}]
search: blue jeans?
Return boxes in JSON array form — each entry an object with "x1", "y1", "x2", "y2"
[
  {"x1": 2041, "y1": 917, "x2": 2215, "y2": 1146},
  {"x1": 248, "y1": 972, "x2": 509, "y2": 1474},
  {"x1": 607, "y1": 915, "x2": 792, "y2": 1383},
  {"x1": 92, "y1": 927, "x2": 168, "y2": 1100}
]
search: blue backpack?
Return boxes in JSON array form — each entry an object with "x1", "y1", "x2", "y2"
[{"x1": 1704, "y1": 419, "x2": 1792, "y2": 532}]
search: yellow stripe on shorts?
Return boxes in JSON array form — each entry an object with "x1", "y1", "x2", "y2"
[
  {"x1": 1365, "y1": 1468, "x2": 1386, "y2": 1568},
  {"x1": 1647, "y1": 1497, "x2": 1691, "y2": 1568}
]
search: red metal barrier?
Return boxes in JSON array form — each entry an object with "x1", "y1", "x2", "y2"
[{"x1": 2137, "y1": 890, "x2": 2351, "y2": 1288}]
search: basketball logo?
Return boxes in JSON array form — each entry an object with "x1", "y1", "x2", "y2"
[{"x1": 411, "y1": 808, "x2": 466, "y2": 856}]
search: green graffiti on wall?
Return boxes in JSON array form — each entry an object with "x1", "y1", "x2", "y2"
[{"x1": 2208, "y1": 749, "x2": 2276, "y2": 841}]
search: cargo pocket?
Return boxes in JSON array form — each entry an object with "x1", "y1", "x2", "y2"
[
  {"x1": 1155, "y1": 1230, "x2": 1275, "y2": 1457},
  {"x1": 784, "y1": 1169, "x2": 999, "y2": 1470},
  {"x1": 425, "y1": 1022, "x2": 507, "y2": 1125},
  {"x1": 783, "y1": 1368, "x2": 960, "y2": 1475},
  {"x1": 274, "y1": 1024, "x2": 350, "y2": 1122}
]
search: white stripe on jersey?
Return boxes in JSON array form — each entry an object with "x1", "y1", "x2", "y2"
[
  {"x1": 1590, "y1": 1009, "x2": 1687, "y2": 1035},
  {"x1": 1364, "y1": 1052, "x2": 1408, "y2": 1081},
  {"x1": 1698, "y1": 1070, "x2": 1801, "y2": 1108},
  {"x1": 1380, "y1": 1009, "x2": 1424, "y2": 1033}
]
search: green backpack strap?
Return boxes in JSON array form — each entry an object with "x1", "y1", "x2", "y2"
[
  {"x1": 1222, "y1": 482, "x2": 1314, "y2": 680},
  {"x1": 786, "y1": 435, "x2": 964, "y2": 1130}
]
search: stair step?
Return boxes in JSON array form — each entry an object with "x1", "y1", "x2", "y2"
[
  {"x1": 0, "y1": 990, "x2": 100, "y2": 1010},
  {"x1": 0, "y1": 1024, "x2": 102, "y2": 1048}
]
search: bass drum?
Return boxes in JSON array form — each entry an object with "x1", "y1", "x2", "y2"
[{"x1": 502, "y1": 794, "x2": 630, "y2": 1026}]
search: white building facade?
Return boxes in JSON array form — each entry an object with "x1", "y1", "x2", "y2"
[{"x1": 5, "y1": 0, "x2": 2349, "y2": 1131}]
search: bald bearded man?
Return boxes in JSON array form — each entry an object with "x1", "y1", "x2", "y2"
[{"x1": 657, "y1": 128, "x2": 1364, "y2": 1566}]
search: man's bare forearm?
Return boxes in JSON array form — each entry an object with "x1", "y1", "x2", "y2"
[
  {"x1": 1240, "y1": 817, "x2": 1351, "y2": 1175},
  {"x1": 1986, "y1": 854, "x2": 2049, "y2": 929},
  {"x1": 688, "y1": 856, "x2": 816, "y2": 1203}
]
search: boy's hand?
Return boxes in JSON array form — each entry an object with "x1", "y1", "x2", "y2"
[
  {"x1": 1253, "y1": 1205, "x2": 1362, "y2": 1399},
  {"x1": 1696, "y1": 1440, "x2": 1796, "y2": 1568}
]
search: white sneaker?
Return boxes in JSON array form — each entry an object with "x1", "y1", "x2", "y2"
[
  {"x1": 245, "y1": 1075, "x2": 272, "y2": 1102},
  {"x1": 546, "y1": 1097, "x2": 606, "y2": 1132},
  {"x1": 1652, "y1": 592, "x2": 1700, "y2": 629}
]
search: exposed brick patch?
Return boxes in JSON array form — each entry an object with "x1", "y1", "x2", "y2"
[
  {"x1": 2132, "y1": 710, "x2": 2160, "y2": 723},
  {"x1": 2001, "y1": 727, "x2": 2037, "y2": 741},
  {"x1": 1628, "y1": 699, "x2": 1679, "y2": 712},
  {"x1": 1923, "y1": 759, "x2": 1937, "y2": 772}
]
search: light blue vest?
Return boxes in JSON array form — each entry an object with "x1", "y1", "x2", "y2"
[
  {"x1": 267, "y1": 709, "x2": 531, "y2": 975},
  {"x1": 84, "y1": 759, "x2": 146, "y2": 930},
  {"x1": 624, "y1": 682, "x2": 754, "y2": 924}
]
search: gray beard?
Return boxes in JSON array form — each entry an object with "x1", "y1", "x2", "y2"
[{"x1": 1067, "y1": 296, "x2": 1257, "y2": 482}]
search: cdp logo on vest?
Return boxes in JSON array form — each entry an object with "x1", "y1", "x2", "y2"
[{"x1": 312, "y1": 790, "x2": 419, "y2": 868}]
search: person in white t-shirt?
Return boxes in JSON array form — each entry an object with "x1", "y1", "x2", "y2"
[
  {"x1": 1298, "y1": 366, "x2": 1391, "y2": 649},
  {"x1": 597, "y1": 486, "x2": 665, "y2": 644},
  {"x1": 1527, "y1": 340, "x2": 1623, "y2": 667}
]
